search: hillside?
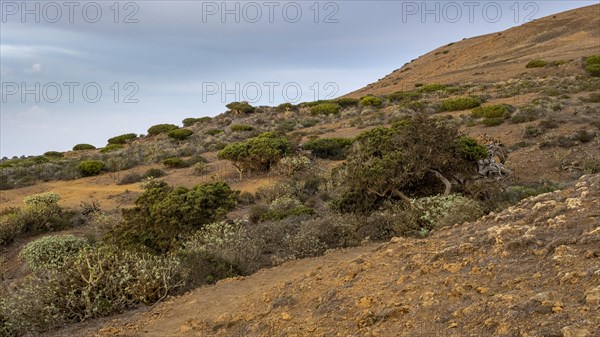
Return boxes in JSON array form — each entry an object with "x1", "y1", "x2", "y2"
[
  {"x1": 1, "y1": 5, "x2": 599, "y2": 337},
  {"x1": 52, "y1": 174, "x2": 600, "y2": 337},
  {"x1": 348, "y1": 4, "x2": 600, "y2": 97}
]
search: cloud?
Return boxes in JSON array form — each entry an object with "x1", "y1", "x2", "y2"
[{"x1": 25, "y1": 63, "x2": 42, "y2": 73}]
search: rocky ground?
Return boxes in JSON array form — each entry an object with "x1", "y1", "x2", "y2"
[{"x1": 51, "y1": 174, "x2": 600, "y2": 337}]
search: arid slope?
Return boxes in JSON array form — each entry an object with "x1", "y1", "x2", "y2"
[
  {"x1": 348, "y1": 4, "x2": 600, "y2": 97},
  {"x1": 54, "y1": 174, "x2": 600, "y2": 337}
]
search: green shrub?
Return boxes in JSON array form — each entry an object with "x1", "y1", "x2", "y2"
[
  {"x1": 20, "y1": 235, "x2": 88, "y2": 271},
  {"x1": 360, "y1": 95, "x2": 383, "y2": 107},
  {"x1": 72, "y1": 144, "x2": 96, "y2": 151},
  {"x1": 481, "y1": 117, "x2": 505, "y2": 127},
  {"x1": 238, "y1": 191, "x2": 255, "y2": 205},
  {"x1": 586, "y1": 55, "x2": 600, "y2": 77},
  {"x1": 43, "y1": 151, "x2": 63, "y2": 158},
  {"x1": 471, "y1": 104, "x2": 511, "y2": 118},
  {"x1": 440, "y1": 97, "x2": 480, "y2": 111},
  {"x1": 456, "y1": 136, "x2": 488, "y2": 161},
  {"x1": 218, "y1": 133, "x2": 291, "y2": 179},
  {"x1": 182, "y1": 117, "x2": 211, "y2": 127},
  {"x1": 274, "y1": 155, "x2": 311, "y2": 177},
  {"x1": 276, "y1": 102, "x2": 296, "y2": 112},
  {"x1": 99, "y1": 144, "x2": 124, "y2": 153},
  {"x1": 107, "y1": 133, "x2": 137, "y2": 145},
  {"x1": 310, "y1": 103, "x2": 341, "y2": 115},
  {"x1": 332, "y1": 116, "x2": 484, "y2": 214},
  {"x1": 411, "y1": 194, "x2": 483, "y2": 229},
  {"x1": 334, "y1": 97, "x2": 360, "y2": 108},
  {"x1": 148, "y1": 124, "x2": 179, "y2": 136},
  {"x1": 523, "y1": 126, "x2": 543, "y2": 138},
  {"x1": 2, "y1": 245, "x2": 183, "y2": 335},
  {"x1": 226, "y1": 101, "x2": 255, "y2": 114},
  {"x1": 117, "y1": 173, "x2": 143, "y2": 185},
  {"x1": 230, "y1": 124, "x2": 255, "y2": 132},
  {"x1": 510, "y1": 107, "x2": 539, "y2": 124},
  {"x1": 259, "y1": 206, "x2": 315, "y2": 222},
  {"x1": 387, "y1": 91, "x2": 421, "y2": 103},
  {"x1": 574, "y1": 130, "x2": 595, "y2": 143},
  {"x1": 163, "y1": 157, "x2": 187, "y2": 168},
  {"x1": 526, "y1": 60, "x2": 548, "y2": 68},
  {"x1": 206, "y1": 129, "x2": 223, "y2": 136},
  {"x1": 1, "y1": 195, "x2": 70, "y2": 246},
  {"x1": 304, "y1": 137, "x2": 353, "y2": 160},
  {"x1": 79, "y1": 160, "x2": 105, "y2": 177},
  {"x1": 167, "y1": 129, "x2": 194, "y2": 140},
  {"x1": 107, "y1": 181, "x2": 237, "y2": 253},
  {"x1": 24, "y1": 192, "x2": 61, "y2": 207},
  {"x1": 142, "y1": 168, "x2": 166, "y2": 179},
  {"x1": 418, "y1": 83, "x2": 447, "y2": 93},
  {"x1": 301, "y1": 118, "x2": 320, "y2": 128}
]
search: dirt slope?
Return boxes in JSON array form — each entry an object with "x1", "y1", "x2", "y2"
[
  {"x1": 54, "y1": 174, "x2": 600, "y2": 337},
  {"x1": 348, "y1": 4, "x2": 600, "y2": 97}
]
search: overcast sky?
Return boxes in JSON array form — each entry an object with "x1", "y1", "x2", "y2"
[{"x1": 0, "y1": 0, "x2": 595, "y2": 157}]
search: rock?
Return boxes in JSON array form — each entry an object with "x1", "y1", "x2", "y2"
[
  {"x1": 584, "y1": 286, "x2": 600, "y2": 305},
  {"x1": 281, "y1": 312, "x2": 292, "y2": 321},
  {"x1": 562, "y1": 326, "x2": 590, "y2": 337},
  {"x1": 358, "y1": 297, "x2": 374, "y2": 309}
]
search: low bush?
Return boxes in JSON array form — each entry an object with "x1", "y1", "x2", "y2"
[
  {"x1": 418, "y1": 83, "x2": 447, "y2": 93},
  {"x1": 440, "y1": 97, "x2": 480, "y2": 111},
  {"x1": 411, "y1": 194, "x2": 483, "y2": 230},
  {"x1": 230, "y1": 124, "x2": 255, "y2": 132},
  {"x1": 117, "y1": 172, "x2": 143, "y2": 185},
  {"x1": 226, "y1": 101, "x2": 255, "y2": 114},
  {"x1": 360, "y1": 95, "x2": 383, "y2": 107},
  {"x1": 574, "y1": 130, "x2": 595, "y2": 143},
  {"x1": 3, "y1": 245, "x2": 184, "y2": 335},
  {"x1": 179, "y1": 220, "x2": 261, "y2": 283},
  {"x1": 183, "y1": 117, "x2": 211, "y2": 127},
  {"x1": 72, "y1": 144, "x2": 96, "y2": 151},
  {"x1": 471, "y1": 104, "x2": 511, "y2": 118},
  {"x1": 79, "y1": 160, "x2": 105, "y2": 177},
  {"x1": 44, "y1": 151, "x2": 63, "y2": 158},
  {"x1": 526, "y1": 60, "x2": 548, "y2": 68},
  {"x1": 24, "y1": 192, "x2": 61, "y2": 207},
  {"x1": 387, "y1": 91, "x2": 421, "y2": 103},
  {"x1": 99, "y1": 144, "x2": 124, "y2": 153},
  {"x1": 456, "y1": 136, "x2": 488, "y2": 161},
  {"x1": 238, "y1": 192, "x2": 255, "y2": 205},
  {"x1": 206, "y1": 129, "x2": 223, "y2": 136},
  {"x1": 310, "y1": 103, "x2": 341, "y2": 115},
  {"x1": 167, "y1": 129, "x2": 194, "y2": 140},
  {"x1": 106, "y1": 181, "x2": 237, "y2": 253},
  {"x1": 522, "y1": 126, "x2": 543, "y2": 138},
  {"x1": 274, "y1": 155, "x2": 311, "y2": 177},
  {"x1": 303, "y1": 137, "x2": 353, "y2": 160},
  {"x1": 276, "y1": 102, "x2": 297, "y2": 112},
  {"x1": 163, "y1": 157, "x2": 187, "y2": 168},
  {"x1": 481, "y1": 117, "x2": 505, "y2": 127},
  {"x1": 107, "y1": 133, "x2": 137, "y2": 145},
  {"x1": 334, "y1": 97, "x2": 360, "y2": 108},
  {"x1": 148, "y1": 124, "x2": 179, "y2": 136},
  {"x1": 586, "y1": 55, "x2": 600, "y2": 77},
  {"x1": 1, "y1": 194, "x2": 71, "y2": 246},
  {"x1": 20, "y1": 235, "x2": 88, "y2": 271},
  {"x1": 301, "y1": 118, "x2": 320, "y2": 128},
  {"x1": 142, "y1": 168, "x2": 166, "y2": 178}
]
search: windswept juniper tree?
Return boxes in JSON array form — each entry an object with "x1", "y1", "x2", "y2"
[{"x1": 332, "y1": 115, "x2": 492, "y2": 214}]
